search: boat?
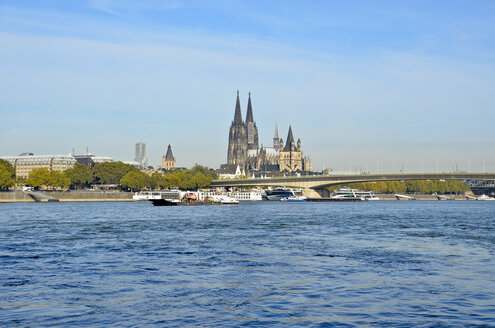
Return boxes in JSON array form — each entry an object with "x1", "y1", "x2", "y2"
[
  {"x1": 476, "y1": 194, "x2": 495, "y2": 201},
  {"x1": 264, "y1": 186, "x2": 295, "y2": 201},
  {"x1": 212, "y1": 194, "x2": 239, "y2": 204},
  {"x1": 148, "y1": 189, "x2": 239, "y2": 206},
  {"x1": 133, "y1": 191, "x2": 166, "y2": 201},
  {"x1": 199, "y1": 189, "x2": 262, "y2": 201},
  {"x1": 306, "y1": 197, "x2": 365, "y2": 202},
  {"x1": 281, "y1": 196, "x2": 306, "y2": 202},
  {"x1": 148, "y1": 190, "x2": 182, "y2": 205},
  {"x1": 230, "y1": 190, "x2": 262, "y2": 201},
  {"x1": 331, "y1": 187, "x2": 379, "y2": 200}
]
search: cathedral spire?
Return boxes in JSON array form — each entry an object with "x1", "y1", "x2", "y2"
[
  {"x1": 284, "y1": 125, "x2": 295, "y2": 151},
  {"x1": 234, "y1": 90, "x2": 243, "y2": 124},
  {"x1": 246, "y1": 92, "x2": 254, "y2": 123},
  {"x1": 274, "y1": 122, "x2": 278, "y2": 139}
]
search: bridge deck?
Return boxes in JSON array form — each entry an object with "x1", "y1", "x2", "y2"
[{"x1": 211, "y1": 173, "x2": 495, "y2": 190}]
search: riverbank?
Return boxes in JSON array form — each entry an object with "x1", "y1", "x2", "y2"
[
  {"x1": 377, "y1": 193, "x2": 469, "y2": 200},
  {"x1": 0, "y1": 191, "x2": 134, "y2": 203},
  {"x1": 0, "y1": 190, "x2": 477, "y2": 202}
]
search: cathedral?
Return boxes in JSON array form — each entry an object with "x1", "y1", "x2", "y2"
[{"x1": 226, "y1": 91, "x2": 312, "y2": 174}]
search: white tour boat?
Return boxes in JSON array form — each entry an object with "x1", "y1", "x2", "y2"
[
  {"x1": 477, "y1": 194, "x2": 495, "y2": 201},
  {"x1": 331, "y1": 187, "x2": 380, "y2": 200}
]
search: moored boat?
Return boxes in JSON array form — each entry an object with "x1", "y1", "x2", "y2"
[
  {"x1": 265, "y1": 186, "x2": 295, "y2": 201},
  {"x1": 133, "y1": 191, "x2": 167, "y2": 201},
  {"x1": 477, "y1": 194, "x2": 495, "y2": 201},
  {"x1": 306, "y1": 197, "x2": 365, "y2": 202},
  {"x1": 148, "y1": 189, "x2": 239, "y2": 206},
  {"x1": 331, "y1": 187, "x2": 379, "y2": 200},
  {"x1": 281, "y1": 196, "x2": 306, "y2": 202},
  {"x1": 212, "y1": 194, "x2": 239, "y2": 204}
]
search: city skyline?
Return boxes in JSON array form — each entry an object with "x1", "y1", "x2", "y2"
[{"x1": 1, "y1": 1, "x2": 495, "y2": 171}]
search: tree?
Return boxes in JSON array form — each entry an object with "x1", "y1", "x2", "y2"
[
  {"x1": 27, "y1": 168, "x2": 52, "y2": 188},
  {"x1": 190, "y1": 165, "x2": 218, "y2": 180},
  {"x1": 93, "y1": 161, "x2": 138, "y2": 185},
  {"x1": 26, "y1": 168, "x2": 70, "y2": 189},
  {"x1": 0, "y1": 165, "x2": 15, "y2": 189},
  {"x1": 0, "y1": 159, "x2": 15, "y2": 178},
  {"x1": 64, "y1": 163, "x2": 93, "y2": 189},
  {"x1": 120, "y1": 171, "x2": 149, "y2": 191},
  {"x1": 149, "y1": 172, "x2": 167, "y2": 190},
  {"x1": 163, "y1": 170, "x2": 197, "y2": 190},
  {"x1": 192, "y1": 172, "x2": 212, "y2": 189},
  {"x1": 50, "y1": 170, "x2": 71, "y2": 189}
]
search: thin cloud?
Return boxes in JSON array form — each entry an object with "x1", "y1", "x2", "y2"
[{"x1": 88, "y1": 0, "x2": 184, "y2": 15}]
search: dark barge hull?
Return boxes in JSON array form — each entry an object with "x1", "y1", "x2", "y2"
[
  {"x1": 150, "y1": 199, "x2": 238, "y2": 206},
  {"x1": 150, "y1": 199, "x2": 179, "y2": 206}
]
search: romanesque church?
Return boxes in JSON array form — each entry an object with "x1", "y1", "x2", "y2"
[{"x1": 224, "y1": 91, "x2": 312, "y2": 175}]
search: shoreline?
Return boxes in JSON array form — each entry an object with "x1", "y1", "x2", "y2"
[
  {"x1": 0, "y1": 191, "x2": 135, "y2": 203},
  {"x1": 0, "y1": 191, "x2": 479, "y2": 203}
]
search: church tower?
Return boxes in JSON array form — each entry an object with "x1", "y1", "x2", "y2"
[
  {"x1": 162, "y1": 144, "x2": 176, "y2": 170},
  {"x1": 245, "y1": 92, "x2": 259, "y2": 151},
  {"x1": 273, "y1": 122, "x2": 280, "y2": 151},
  {"x1": 227, "y1": 91, "x2": 248, "y2": 166},
  {"x1": 279, "y1": 125, "x2": 303, "y2": 172}
]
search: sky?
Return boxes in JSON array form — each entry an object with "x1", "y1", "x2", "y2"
[{"x1": 1, "y1": 0, "x2": 495, "y2": 172}]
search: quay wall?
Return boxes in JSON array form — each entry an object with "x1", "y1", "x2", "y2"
[
  {"x1": 0, "y1": 191, "x2": 134, "y2": 203},
  {"x1": 0, "y1": 191, "x2": 473, "y2": 203},
  {"x1": 377, "y1": 194, "x2": 469, "y2": 200}
]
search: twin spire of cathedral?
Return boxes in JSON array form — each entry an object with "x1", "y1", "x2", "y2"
[
  {"x1": 233, "y1": 90, "x2": 254, "y2": 124},
  {"x1": 227, "y1": 90, "x2": 311, "y2": 172}
]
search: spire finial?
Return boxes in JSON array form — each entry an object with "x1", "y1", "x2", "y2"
[
  {"x1": 246, "y1": 92, "x2": 254, "y2": 123},
  {"x1": 234, "y1": 90, "x2": 243, "y2": 123}
]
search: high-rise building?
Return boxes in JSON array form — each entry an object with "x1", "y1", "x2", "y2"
[{"x1": 134, "y1": 141, "x2": 148, "y2": 168}]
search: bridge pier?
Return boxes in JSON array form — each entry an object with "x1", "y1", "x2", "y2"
[{"x1": 302, "y1": 188, "x2": 322, "y2": 198}]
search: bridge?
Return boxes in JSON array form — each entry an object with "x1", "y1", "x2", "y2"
[{"x1": 211, "y1": 173, "x2": 495, "y2": 197}]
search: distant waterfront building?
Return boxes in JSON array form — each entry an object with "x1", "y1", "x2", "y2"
[
  {"x1": 74, "y1": 154, "x2": 114, "y2": 169},
  {"x1": 73, "y1": 155, "x2": 95, "y2": 169},
  {"x1": 227, "y1": 91, "x2": 249, "y2": 167},
  {"x1": 162, "y1": 144, "x2": 176, "y2": 170},
  {"x1": 218, "y1": 164, "x2": 245, "y2": 179},
  {"x1": 1, "y1": 154, "x2": 76, "y2": 179},
  {"x1": 278, "y1": 126, "x2": 312, "y2": 172},
  {"x1": 89, "y1": 156, "x2": 114, "y2": 164},
  {"x1": 224, "y1": 91, "x2": 312, "y2": 174},
  {"x1": 134, "y1": 141, "x2": 148, "y2": 168}
]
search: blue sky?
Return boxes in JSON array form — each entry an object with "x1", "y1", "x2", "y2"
[{"x1": 1, "y1": 0, "x2": 494, "y2": 172}]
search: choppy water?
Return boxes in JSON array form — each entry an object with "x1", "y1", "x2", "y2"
[{"x1": 1, "y1": 201, "x2": 494, "y2": 327}]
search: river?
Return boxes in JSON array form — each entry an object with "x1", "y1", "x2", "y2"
[{"x1": 1, "y1": 201, "x2": 494, "y2": 327}]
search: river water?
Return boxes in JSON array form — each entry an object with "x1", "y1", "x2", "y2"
[{"x1": 1, "y1": 201, "x2": 494, "y2": 327}]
